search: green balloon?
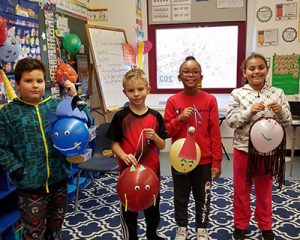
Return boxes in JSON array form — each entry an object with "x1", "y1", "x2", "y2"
[{"x1": 63, "y1": 34, "x2": 81, "y2": 54}]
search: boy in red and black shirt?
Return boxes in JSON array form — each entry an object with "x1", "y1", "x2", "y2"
[{"x1": 107, "y1": 69, "x2": 168, "y2": 240}]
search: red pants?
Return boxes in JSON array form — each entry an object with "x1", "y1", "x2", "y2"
[{"x1": 233, "y1": 149, "x2": 273, "y2": 230}]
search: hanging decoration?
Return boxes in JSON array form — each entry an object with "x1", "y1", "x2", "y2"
[{"x1": 44, "y1": 10, "x2": 58, "y2": 83}]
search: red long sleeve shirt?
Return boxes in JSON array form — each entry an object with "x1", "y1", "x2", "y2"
[{"x1": 164, "y1": 91, "x2": 222, "y2": 169}]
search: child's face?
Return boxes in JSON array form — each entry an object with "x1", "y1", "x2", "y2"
[
  {"x1": 123, "y1": 78, "x2": 150, "y2": 107},
  {"x1": 178, "y1": 60, "x2": 202, "y2": 89},
  {"x1": 16, "y1": 70, "x2": 45, "y2": 104},
  {"x1": 243, "y1": 57, "x2": 268, "y2": 91}
]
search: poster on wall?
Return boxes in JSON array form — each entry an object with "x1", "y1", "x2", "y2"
[
  {"x1": 257, "y1": 29, "x2": 278, "y2": 47},
  {"x1": 272, "y1": 54, "x2": 299, "y2": 95},
  {"x1": 276, "y1": 2, "x2": 297, "y2": 21},
  {"x1": 256, "y1": 6, "x2": 272, "y2": 23},
  {"x1": 152, "y1": 5, "x2": 171, "y2": 22},
  {"x1": 172, "y1": 4, "x2": 191, "y2": 21},
  {"x1": 282, "y1": 27, "x2": 297, "y2": 43},
  {"x1": 152, "y1": 0, "x2": 171, "y2": 6}
]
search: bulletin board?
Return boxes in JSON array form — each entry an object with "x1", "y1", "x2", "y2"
[
  {"x1": 39, "y1": 11, "x2": 90, "y2": 82},
  {"x1": 272, "y1": 54, "x2": 300, "y2": 95},
  {"x1": 86, "y1": 25, "x2": 131, "y2": 113}
]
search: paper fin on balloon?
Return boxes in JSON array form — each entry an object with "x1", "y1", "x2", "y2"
[
  {"x1": 178, "y1": 127, "x2": 197, "y2": 161},
  {"x1": 130, "y1": 164, "x2": 146, "y2": 172},
  {"x1": 56, "y1": 97, "x2": 88, "y2": 122},
  {"x1": 71, "y1": 95, "x2": 87, "y2": 111},
  {"x1": 130, "y1": 165, "x2": 136, "y2": 172}
]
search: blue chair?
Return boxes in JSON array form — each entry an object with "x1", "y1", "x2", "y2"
[
  {"x1": 219, "y1": 114, "x2": 230, "y2": 161},
  {"x1": 74, "y1": 123, "x2": 119, "y2": 212}
]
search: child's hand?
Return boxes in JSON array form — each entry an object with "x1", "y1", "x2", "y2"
[
  {"x1": 178, "y1": 107, "x2": 194, "y2": 122},
  {"x1": 211, "y1": 167, "x2": 221, "y2": 179},
  {"x1": 64, "y1": 80, "x2": 77, "y2": 97},
  {"x1": 144, "y1": 128, "x2": 157, "y2": 141},
  {"x1": 267, "y1": 102, "x2": 282, "y2": 113},
  {"x1": 122, "y1": 153, "x2": 138, "y2": 166},
  {"x1": 251, "y1": 103, "x2": 265, "y2": 115}
]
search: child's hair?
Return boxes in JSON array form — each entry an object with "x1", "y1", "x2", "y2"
[
  {"x1": 241, "y1": 53, "x2": 268, "y2": 85},
  {"x1": 179, "y1": 56, "x2": 202, "y2": 73},
  {"x1": 241, "y1": 52, "x2": 268, "y2": 72},
  {"x1": 14, "y1": 58, "x2": 47, "y2": 83},
  {"x1": 123, "y1": 68, "x2": 148, "y2": 88}
]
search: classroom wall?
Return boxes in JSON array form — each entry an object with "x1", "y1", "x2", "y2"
[
  {"x1": 87, "y1": 0, "x2": 300, "y2": 153},
  {"x1": 251, "y1": 0, "x2": 300, "y2": 93}
]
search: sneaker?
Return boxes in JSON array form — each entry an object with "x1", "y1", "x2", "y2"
[
  {"x1": 232, "y1": 227, "x2": 245, "y2": 240},
  {"x1": 197, "y1": 228, "x2": 208, "y2": 240},
  {"x1": 262, "y1": 230, "x2": 275, "y2": 240},
  {"x1": 175, "y1": 227, "x2": 188, "y2": 240}
]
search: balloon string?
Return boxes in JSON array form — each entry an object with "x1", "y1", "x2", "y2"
[
  {"x1": 153, "y1": 195, "x2": 156, "y2": 206},
  {"x1": 134, "y1": 130, "x2": 144, "y2": 163},
  {"x1": 193, "y1": 104, "x2": 203, "y2": 128}
]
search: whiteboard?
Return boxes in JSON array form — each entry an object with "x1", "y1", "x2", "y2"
[
  {"x1": 156, "y1": 25, "x2": 238, "y2": 89},
  {"x1": 86, "y1": 25, "x2": 131, "y2": 112}
]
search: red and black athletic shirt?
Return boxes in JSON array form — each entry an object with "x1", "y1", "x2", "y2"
[{"x1": 107, "y1": 106, "x2": 169, "y2": 175}]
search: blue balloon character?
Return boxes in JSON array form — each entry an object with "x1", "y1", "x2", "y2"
[{"x1": 47, "y1": 97, "x2": 90, "y2": 157}]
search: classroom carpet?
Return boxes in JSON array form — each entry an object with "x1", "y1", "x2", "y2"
[{"x1": 62, "y1": 174, "x2": 299, "y2": 240}]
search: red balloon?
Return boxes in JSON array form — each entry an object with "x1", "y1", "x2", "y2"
[
  {"x1": 117, "y1": 164, "x2": 160, "y2": 212},
  {"x1": 56, "y1": 63, "x2": 78, "y2": 86},
  {"x1": 0, "y1": 16, "x2": 8, "y2": 45}
]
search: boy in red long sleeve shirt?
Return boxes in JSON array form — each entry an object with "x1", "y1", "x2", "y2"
[{"x1": 164, "y1": 56, "x2": 222, "y2": 240}]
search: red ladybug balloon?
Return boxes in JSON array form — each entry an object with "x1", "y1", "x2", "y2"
[
  {"x1": 0, "y1": 16, "x2": 7, "y2": 45},
  {"x1": 117, "y1": 164, "x2": 160, "y2": 212},
  {"x1": 56, "y1": 63, "x2": 78, "y2": 86}
]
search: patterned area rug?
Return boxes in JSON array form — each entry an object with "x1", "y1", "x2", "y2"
[{"x1": 62, "y1": 174, "x2": 299, "y2": 240}]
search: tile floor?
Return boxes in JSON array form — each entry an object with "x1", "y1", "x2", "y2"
[{"x1": 160, "y1": 152, "x2": 300, "y2": 180}]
